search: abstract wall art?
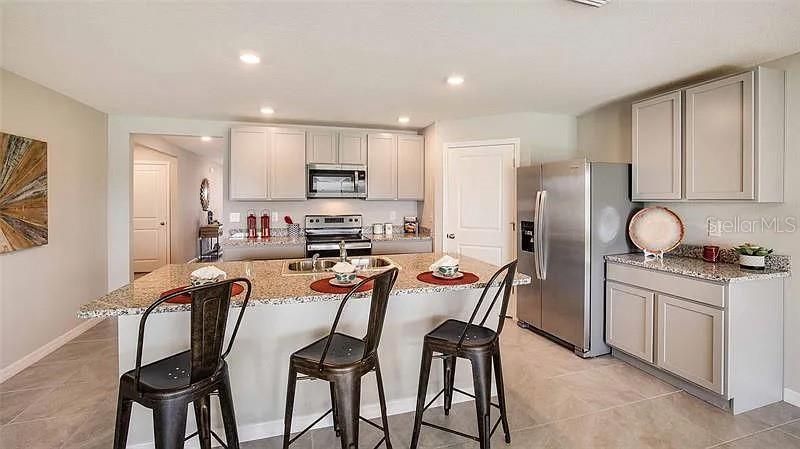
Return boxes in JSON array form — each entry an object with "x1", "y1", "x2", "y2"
[{"x1": 0, "y1": 132, "x2": 48, "y2": 254}]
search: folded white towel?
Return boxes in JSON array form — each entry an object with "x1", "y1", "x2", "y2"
[
  {"x1": 332, "y1": 261, "x2": 356, "y2": 273},
  {"x1": 190, "y1": 266, "x2": 227, "y2": 282},
  {"x1": 429, "y1": 255, "x2": 459, "y2": 271}
]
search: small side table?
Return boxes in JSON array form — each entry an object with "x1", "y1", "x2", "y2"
[{"x1": 198, "y1": 224, "x2": 223, "y2": 262}]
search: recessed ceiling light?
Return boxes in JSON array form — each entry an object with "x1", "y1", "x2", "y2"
[
  {"x1": 260, "y1": 106, "x2": 275, "y2": 115},
  {"x1": 201, "y1": 136, "x2": 212, "y2": 142},
  {"x1": 398, "y1": 116, "x2": 410, "y2": 124},
  {"x1": 239, "y1": 52, "x2": 261, "y2": 64},
  {"x1": 446, "y1": 75, "x2": 465, "y2": 86}
]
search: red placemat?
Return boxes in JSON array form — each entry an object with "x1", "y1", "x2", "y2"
[
  {"x1": 160, "y1": 282, "x2": 245, "y2": 304},
  {"x1": 310, "y1": 276, "x2": 374, "y2": 294},
  {"x1": 417, "y1": 271, "x2": 479, "y2": 286}
]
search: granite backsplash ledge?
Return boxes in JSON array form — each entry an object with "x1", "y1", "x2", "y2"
[{"x1": 670, "y1": 244, "x2": 791, "y2": 271}]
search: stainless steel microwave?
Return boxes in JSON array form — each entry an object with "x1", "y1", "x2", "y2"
[{"x1": 307, "y1": 164, "x2": 367, "y2": 198}]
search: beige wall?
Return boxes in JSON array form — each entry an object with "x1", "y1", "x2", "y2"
[
  {"x1": 0, "y1": 70, "x2": 108, "y2": 371},
  {"x1": 133, "y1": 135, "x2": 223, "y2": 265},
  {"x1": 576, "y1": 51, "x2": 800, "y2": 393},
  {"x1": 422, "y1": 111, "x2": 579, "y2": 250}
]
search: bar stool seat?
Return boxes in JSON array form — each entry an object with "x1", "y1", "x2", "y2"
[
  {"x1": 114, "y1": 279, "x2": 253, "y2": 449},
  {"x1": 410, "y1": 260, "x2": 518, "y2": 449},
  {"x1": 293, "y1": 333, "x2": 365, "y2": 367},
  {"x1": 283, "y1": 268, "x2": 400, "y2": 449},
  {"x1": 427, "y1": 320, "x2": 497, "y2": 347}
]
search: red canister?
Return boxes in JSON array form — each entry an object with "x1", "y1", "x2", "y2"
[
  {"x1": 702, "y1": 245, "x2": 720, "y2": 263},
  {"x1": 260, "y1": 209, "x2": 270, "y2": 238}
]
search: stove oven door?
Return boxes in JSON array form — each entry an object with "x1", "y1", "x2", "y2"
[{"x1": 305, "y1": 240, "x2": 372, "y2": 258}]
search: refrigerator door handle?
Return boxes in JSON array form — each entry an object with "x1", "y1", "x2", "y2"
[
  {"x1": 538, "y1": 190, "x2": 548, "y2": 280},
  {"x1": 533, "y1": 190, "x2": 543, "y2": 280}
]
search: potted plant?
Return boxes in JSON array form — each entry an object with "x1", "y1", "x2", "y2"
[{"x1": 735, "y1": 243, "x2": 773, "y2": 270}]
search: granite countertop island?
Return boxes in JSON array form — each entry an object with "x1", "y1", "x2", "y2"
[
  {"x1": 80, "y1": 252, "x2": 529, "y2": 318},
  {"x1": 605, "y1": 253, "x2": 791, "y2": 283},
  {"x1": 86, "y1": 252, "x2": 529, "y2": 447}
]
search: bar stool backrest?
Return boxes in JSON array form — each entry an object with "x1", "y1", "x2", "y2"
[
  {"x1": 317, "y1": 267, "x2": 400, "y2": 369},
  {"x1": 134, "y1": 278, "x2": 253, "y2": 388},
  {"x1": 457, "y1": 260, "x2": 518, "y2": 348}
]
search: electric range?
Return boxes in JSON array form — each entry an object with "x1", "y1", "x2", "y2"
[{"x1": 304, "y1": 214, "x2": 371, "y2": 257}]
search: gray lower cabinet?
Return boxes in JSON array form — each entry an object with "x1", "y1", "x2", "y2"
[
  {"x1": 605, "y1": 262, "x2": 784, "y2": 414},
  {"x1": 605, "y1": 281, "x2": 654, "y2": 363},
  {"x1": 656, "y1": 294, "x2": 724, "y2": 394},
  {"x1": 371, "y1": 239, "x2": 432, "y2": 255},
  {"x1": 224, "y1": 244, "x2": 304, "y2": 261}
]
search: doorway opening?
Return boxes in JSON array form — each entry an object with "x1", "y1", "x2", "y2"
[{"x1": 131, "y1": 134, "x2": 224, "y2": 277}]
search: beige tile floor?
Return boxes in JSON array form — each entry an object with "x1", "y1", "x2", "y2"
[{"x1": 2, "y1": 318, "x2": 799, "y2": 449}]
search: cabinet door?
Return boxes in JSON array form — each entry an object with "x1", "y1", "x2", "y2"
[
  {"x1": 656, "y1": 294, "x2": 725, "y2": 394},
  {"x1": 632, "y1": 91, "x2": 682, "y2": 200},
  {"x1": 269, "y1": 128, "x2": 307, "y2": 200},
  {"x1": 367, "y1": 133, "x2": 397, "y2": 200},
  {"x1": 339, "y1": 131, "x2": 367, "y2": 165},
  {"x1": 685, "y1": 71, "x2": 755, "y2": 200},
  {"x1": 605, "y1": 281, "x2": 655, "y2": 363},
  {"x1": 306, "y1": 130, "x2": 338, "y2": 164},
  {"x1": 230, "y1": 127, "x2": 269, "y2": 200},
  {"x1": 397, "y1": 135, "x2": 424, "y2": 200}
]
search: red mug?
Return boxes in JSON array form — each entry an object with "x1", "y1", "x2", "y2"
[{"x1": 702, "y1": 245, "x2": 720, "y2": 263}]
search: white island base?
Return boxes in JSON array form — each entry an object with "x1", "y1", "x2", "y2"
[{"x1": 117, "y1": 288, "x2": 503, "y2": 448}]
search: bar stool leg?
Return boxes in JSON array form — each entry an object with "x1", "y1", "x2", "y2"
[
  {"x1": 375, "y1": 358, "x2": 392, "y2": 448},
  {"x1": 193, "y1": 395, "x2": 212, "y2": 449},
  {"x1": 330, "y1": 382, "x2": 341, "y2": 437},
  {"x1": 492, "y1": 347, "x2": 511, "y2": 444},
  {"x1": 218, "y1": 373, "x2": 240, "y2": 448},
  {"x1": 332, "y1": 375, "x2": 361, "y2": 449},
  {"x1": 470, "y1": 353, "x2": 493, "y2": 449},
  {"x1": 113, "y1": 391, "x2": 133, "y2": 449},
  {"x1": 152, "y1": 400, "x2": 189, "y2": 449},
  {"x1": 410, "y1": 344, "x2": 434, "y2": 449},
  {"x1": 443, "y1": 356, "x2": 457, "y2": 416},
  {"x1": 282, "y1": 365, "x2": 298, "y2": 449}
]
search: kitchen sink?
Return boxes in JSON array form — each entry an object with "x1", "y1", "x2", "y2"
[{"x1": 282, "y1": 256, "x2": 396, "y2": 275}]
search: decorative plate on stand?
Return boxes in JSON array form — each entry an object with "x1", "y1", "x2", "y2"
[{"x1": 628, "y1": 207, "x2": 685, "y2": 259}]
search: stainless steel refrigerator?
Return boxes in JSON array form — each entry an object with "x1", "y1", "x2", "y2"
[{"x1": 517, "y1": 160, "x2": 639, "y2": 357}]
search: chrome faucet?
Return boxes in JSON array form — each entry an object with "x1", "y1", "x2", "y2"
[
  {"x1": 338, "y1": 240, "x2": 348, "y2": 263},
  {"x1": 311, "y1": 253, "x2": 321, "y2": 271}
]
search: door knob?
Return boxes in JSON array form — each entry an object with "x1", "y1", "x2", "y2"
[
  {"x1": 446, "y1": 233, "x2": 455, "y2": 239},
  {"x1": 160, "y1": 222, "x2": 166, "y2": 226}
]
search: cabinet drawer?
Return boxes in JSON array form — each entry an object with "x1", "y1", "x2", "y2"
[{"x1": 607, "y1": 263, "x2": 725, "y2": 308}]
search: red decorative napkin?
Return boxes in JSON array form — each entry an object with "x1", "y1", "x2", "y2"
[{"x1": 416, "y1": 271, "x2": 479, "y2": 286}]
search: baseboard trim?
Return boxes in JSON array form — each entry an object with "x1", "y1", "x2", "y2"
[
  {"x1": 127, "y1": 388, "x2": 474, "y2": 449},
  {"x1": 0, "y1": 317, "x2": 103, "y2": 383},
  {"x1": 784, "y1": 388, "x2": 800, "y2": 407}
]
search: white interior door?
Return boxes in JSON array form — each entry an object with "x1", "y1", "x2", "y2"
[
  {"x1": 133, "y1": 162, "x2": 169, "y2": 273},
  {"x1": 444, "y1": 142, "x2": 516, "y2": 266}
]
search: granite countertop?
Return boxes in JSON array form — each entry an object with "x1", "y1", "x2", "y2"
[
  {"x1": 222, "y1": 235, "x2": 305, "y2": 247},
  {"x1": 605, "y1": 253, "x2": 791, "y2": 283},
  {"x1": 79, "y1": 253, "x2": 530, "y2": 318},
  {"x1": 367, "y1": 228, "x2": 432, "y2": 241}
]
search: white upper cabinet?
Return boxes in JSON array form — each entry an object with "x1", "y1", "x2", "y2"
[
  {"x1": 397, "y1": 135, "x2": 425, "y2": 200},
  {"x1": 306, "y1": 130, "x2": 338, "y2": 164},
  {"x1": 229, "y1": 127, "x2": 306, "y2": 201},
  {"x1": 632, "y1": 91, "x2": 682, "y2": 200},
  {"x1": 338, "y1": 131, "x2": 368, "y2": 165},
  {"x1": 632, "y1": 67, "x2": 785, "y2": 203},
  {"x1": 270, "y1": 128, "x2": 307, "y2": 200},
  {"x1": 230, "y1": 127, "x2": 270, "y2": 200},
  {"x1": 367, "y1": 133, "x2": 398, "y2": 200}
]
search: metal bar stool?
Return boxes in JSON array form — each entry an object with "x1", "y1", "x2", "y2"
[
  {"x1": 113, "y1": 278, "x2": 252, "y2": 449},
  {"x1": 410, "y1": 260, "x2": 518, "y2": 449},
  {"x1": 282, "y1": 267, "x2": 400, "y2": 449}
]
